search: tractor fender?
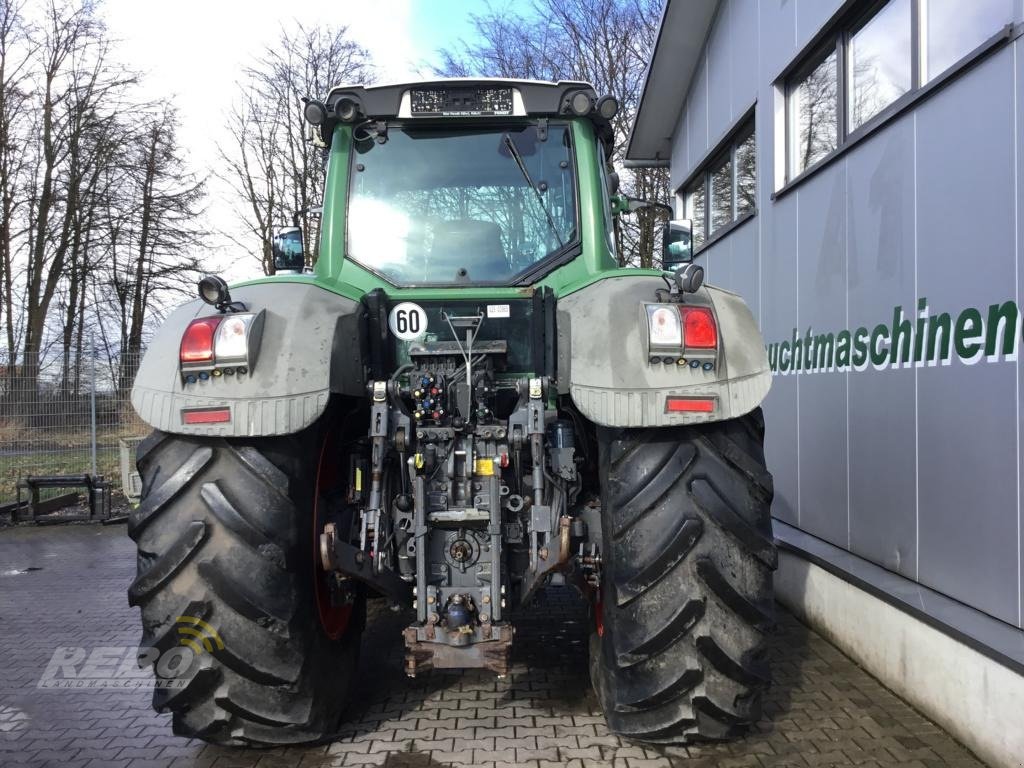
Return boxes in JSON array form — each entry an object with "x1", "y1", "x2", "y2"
[
  {"x1": 131, "y1": 282, "x2": 363, "y2": 437},
  {"x1": 557, "y1": 275, "x2": 770, "y2": 427}
]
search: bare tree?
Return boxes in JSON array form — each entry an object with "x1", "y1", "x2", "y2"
[
  {"x1": 99, "y1": 106, "x2": 204, "y2": 393},
  {"x1": 0, "y1": 0, "x2": 207, "y2": 419},
  {"x1": 220, "y1": 23, "x2": 373, "y2": 274},
  {"x1": 438, "y1": 0, "x2": 670, "y2": 268},
  {"x1": 17, "y1": 0, "x2": 139, "y2": 401},
  {"x1": 0, "y1": 0, "x2": 33, "y2": 388}
]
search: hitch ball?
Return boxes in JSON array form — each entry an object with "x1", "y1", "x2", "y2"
[{"x1": 444, "y1": 593, "x2": 476, "y2": 632}]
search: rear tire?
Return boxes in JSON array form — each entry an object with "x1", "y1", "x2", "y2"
[
  {"x1": 127, "y1": 425, "x2": 362, "y2": 746},
  {"x1": 590, "y1": 408, "x2": 776, "y2": 743}
]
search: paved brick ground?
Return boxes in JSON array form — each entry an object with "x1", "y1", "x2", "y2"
[{"x1": 0, "y1": 524, "x2": 985, "y2": 767}]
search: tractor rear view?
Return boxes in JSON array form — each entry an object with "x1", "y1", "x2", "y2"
[{"x1": 127, "y1": 79, "x2": 775, "y2": 746}]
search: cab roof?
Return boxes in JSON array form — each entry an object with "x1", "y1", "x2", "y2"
[{"x1": 318, "y1": 78, "x2": 615, "y2": 146}]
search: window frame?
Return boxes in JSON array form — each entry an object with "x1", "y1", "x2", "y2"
[
  {"x1": 775, "y1": 0, "x2": 1014, "y2": 198},
  {"x1": 678, "y1": 107, "x2": 757, "y2": 255}
]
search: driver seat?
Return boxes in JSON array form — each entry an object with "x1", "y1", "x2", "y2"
[{"x1": 429, "y1": 219, "x2": 509, "y2": 281}]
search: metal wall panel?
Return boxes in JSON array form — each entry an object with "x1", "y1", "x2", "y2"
[
  {"x1": 730, "y1": 0, "x2": 759, "y2": 117},
  {"x1": 795, "y1": 165, "x2": 849, "y2": 547},
  {"x1": 1017, "y1": 35, "x2": 1024, "y2": 630},
  {"x1": 796, "y1": 0, "x2": 845, "y2": 51},
  {"x1": 845, "y1": 117, "x2": 918, "y2": 578},
  {"x1": 762, "y1": 194, "x2": 800, "y2": 525},
  {"x1": 759, "y1": 0, "x2": 797, "y2": 79},
  {"x1": 689, "y1": 51, "x2": 710, "y2": 161},
  {"x1": 914, "y1": 52, "x2": 1019, "y2": 625},
  {"x1": 670, "y1": 100, "x2": 691, "y2": 190},
  {"x1": 707, "y1": 0, "x2": 734, "y2": 142},
  {"x1": 718, "y1": 219, "x2": 760, "y2": 322}
]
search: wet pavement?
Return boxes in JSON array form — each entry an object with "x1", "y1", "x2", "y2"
[{"x1": 0, "y1": 524, "x2": 986, "y2": 767}]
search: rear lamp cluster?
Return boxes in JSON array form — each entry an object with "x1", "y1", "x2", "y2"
[
  {"x1": 179, "y1": 311, "x2": 264, "y2": 383},
  {"x1": 645, "y1": 304, "x2": 718, "y2": 367}
]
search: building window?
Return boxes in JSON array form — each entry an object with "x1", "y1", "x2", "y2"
[
  {"x1": 687, "y1": 179, "x2": 706, "y2": 247},
  {"x1": 684, "y1": 119, "x2": 755, "y2": 249},
  {"x1": 923, "y1": 0, "x2": 1013, "y2": 80},
  {"x1": 783, "y1": 0, "x2": 1012, "y2": 183},
  {"x1": 789, "y1": 49, "x2": 838, "y2": 176},
  {"x1": 848, "y1": 0, "x2": 911, "y2": 130},
  {"x1": 735, "y1": 132, "x2": 756, "y2": 215}
]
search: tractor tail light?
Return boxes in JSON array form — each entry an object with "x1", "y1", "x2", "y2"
[
  {"x1": 665, "y1": 396, "x2": 716, "y2": 413},
  {"x1": 682, "y1": 307, "x2": 717, "y2": 349},
  {"x1": 180, "y1": 311, "x2": 265, "y2": 381},
  {"x1": 180, "y1": 317, "x2": 222, "y2": 364}
]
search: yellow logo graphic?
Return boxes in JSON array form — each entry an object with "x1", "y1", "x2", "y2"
[{"x1": 175, "y1": 616, "x2": 224, "y2": 655}]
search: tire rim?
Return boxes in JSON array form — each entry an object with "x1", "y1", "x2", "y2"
[{"x1": 313, "y1": 430, "x2": 353, "y2": 639}]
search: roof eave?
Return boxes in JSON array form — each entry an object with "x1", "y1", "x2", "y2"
[{"x1": 625, "y1": 0, "x2": 720, "y2": 163}]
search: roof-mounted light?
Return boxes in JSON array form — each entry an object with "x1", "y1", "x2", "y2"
[
  {"x1": 596, "y1": 95, "x2": 619, "y2": 120},
  {"x1": 569, "y1": 91, "x2": 593, "y2": 116},
  {"x1": 302, "y1": 98, "x2": 327, "y2": 126},
  {"x1": 335, "y1": 97, "x2": 363, "y2": 122}
]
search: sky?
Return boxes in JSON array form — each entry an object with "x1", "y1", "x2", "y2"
[{"x1": 100, "y1": 0, "x2": 487, "y2": 280}]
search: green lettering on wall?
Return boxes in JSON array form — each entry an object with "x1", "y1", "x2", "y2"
[
  {"x1": 954, "y1": 308, "x2": 983, "y2": 359},
  {"x1": 890, "y1": 305, "x2": 912, "y2": 366},
  {"x1": 914, "y1": 298, "x2": 928, "y2": 363},
  {"x1": 814, "y1": 333, "x2": 834, "y2": 370},
  {"x1": 835, "y1": 330, "x2": 852, "y2": 368},
  {"x1": 928, "y1": 313, "x2": 952, "y2": 363},
  {"x1": 869, "y1": 324, "x2": 890, "y2": 366},
  {"x1": 764, "y1": 297, "x2": 1024, "y2": 374},
  {"x1": 985, "y1": 301, "x2": 1018, "y2": 358},
  {"x1": 852, "y1": 327, "x2": 869, "y2": 368}
]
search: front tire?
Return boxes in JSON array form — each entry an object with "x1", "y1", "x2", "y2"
[
  {"x1": 127, "y1": 426, "x2": 362, "y2": 746},
  {"x1": 591, "y1": 408, "x2": 776, "y2": 743}
]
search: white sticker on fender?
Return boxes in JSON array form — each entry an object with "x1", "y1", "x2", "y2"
[
  {"x1": 388, "y1": 302, "x2": 428, "y2": 340},
  {"x1": 487, "y1": 304, "x2": 511, "y2": 319}
]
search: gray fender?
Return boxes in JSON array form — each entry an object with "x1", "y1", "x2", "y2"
[
  {"x1": 131, "y1": 282, "x2": 362, "y2": 437},
  {"x1": 557, "y1": 275, "x2": 770, "y2": 427}
]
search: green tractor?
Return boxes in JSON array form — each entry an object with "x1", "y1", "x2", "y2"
[{"x1": 127, "y1": 79, "x2": 775, "y2": 746}]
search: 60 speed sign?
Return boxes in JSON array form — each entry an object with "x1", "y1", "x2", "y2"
[{"x1": 388, "y1": 302, "x2": 428, "y2": 341}]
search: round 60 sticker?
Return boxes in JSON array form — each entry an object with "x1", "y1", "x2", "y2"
[{"x1": 388, "y1": 302, "x2": 428, "y2": 341}]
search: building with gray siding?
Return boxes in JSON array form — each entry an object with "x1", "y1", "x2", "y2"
[{"x1": 627, "y1": 1, "x2": 1024, "y2": 764}]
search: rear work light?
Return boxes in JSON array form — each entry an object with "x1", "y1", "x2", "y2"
[{"x1": 180, "y1": 310, "x2": 265, "y2": 381}]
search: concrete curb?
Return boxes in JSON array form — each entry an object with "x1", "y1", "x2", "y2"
[{"x1": 776, "y1": 550, "x2": 1024, "y2": 768}]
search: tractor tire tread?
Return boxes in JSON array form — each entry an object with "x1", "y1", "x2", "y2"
[
  {"x1": 129, "y1": 429, "x2": 359, "y2": 746},
  {"x1": 592, "y1": 408, "x2": 775, "y2": 743}
]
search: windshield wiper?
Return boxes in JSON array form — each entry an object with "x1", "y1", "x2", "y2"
[{"x1": 502, "y1": 134, "x2": 565, "y2": 249}]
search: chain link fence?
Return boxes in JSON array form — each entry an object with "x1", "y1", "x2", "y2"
[{"x1": 0, "y1": 343, "x2": 146, "y2": 507}]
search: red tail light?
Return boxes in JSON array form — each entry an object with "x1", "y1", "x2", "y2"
[
  {"x1": 665, "y1": 396, "x2": 715, "y2": 413},
  {"x1": 180, "y1": 317, "x2": 222, "y2": 364},
  {"x1": 182, "y1": 407, "x2": 231, "y2": 424},
  {"x1": 682, "y1": 307, "x2": 717, "y2": 348}
]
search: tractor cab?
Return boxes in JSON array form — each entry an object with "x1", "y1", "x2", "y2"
[{"x1": 293, "y1": 80, "x2": 625, "y2": 291}]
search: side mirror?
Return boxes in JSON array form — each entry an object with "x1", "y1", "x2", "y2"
[
  {"x1": 272, "y1": 227, "x2": 305, "y2": 272},
  {"x1": 607, "y1": 171, "x2": 620, "y2": 195},
  {"x1": 662, "y1": 219, "x2": 693, "y2": 266}
]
